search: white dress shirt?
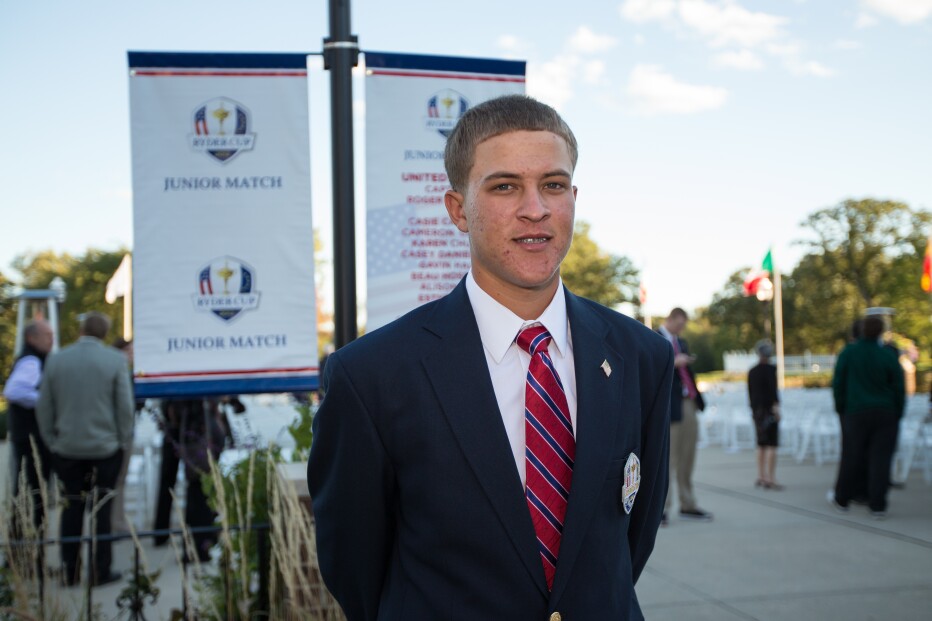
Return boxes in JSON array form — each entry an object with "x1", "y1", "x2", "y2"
[
  {"x1": 465, "y1": 271, "x2": 577, "y2": 487},
  {"x1": 2, "y1": 355, "x2": 42, "y2": 408}
]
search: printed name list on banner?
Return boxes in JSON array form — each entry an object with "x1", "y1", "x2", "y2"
[
  {"x1": 128, "y1": 52, "x2": 317, "y2": 397},
  {"x1": 364, "y1": 52, "x2": 526, "y2": 331}
]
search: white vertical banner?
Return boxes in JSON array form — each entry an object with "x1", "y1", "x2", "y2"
[
  {"x1": 364, "y1": 52, "x2": 526, "y2": 331},
  {"x1": 128, "y1": 52, "x2": 317, "y2": 397}
]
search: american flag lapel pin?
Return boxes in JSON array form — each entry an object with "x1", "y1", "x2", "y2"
[{"x1": 601, "y1": 359, "x2": 612, "y2": 377}]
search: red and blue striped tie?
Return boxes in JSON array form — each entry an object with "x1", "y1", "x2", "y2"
[{"x1": 518, "y1": 324, "x2": 575, "y2": 590}]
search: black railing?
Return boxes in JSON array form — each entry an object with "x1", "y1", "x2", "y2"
[{"x1": 2, "y1": 522, "x2": 271, "y2": 621}]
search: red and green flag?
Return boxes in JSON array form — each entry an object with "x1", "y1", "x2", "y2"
[
  {"x1": 922, "y1": 237, "x2": 932, "y2": 292},
  {"x1": 743, "y1": 250, "x2": 773, "y2": 297}
]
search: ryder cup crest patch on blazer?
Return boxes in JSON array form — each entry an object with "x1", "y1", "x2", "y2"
[{"x1": 622, "y1": 453, "x2": 641, "y2": 514}]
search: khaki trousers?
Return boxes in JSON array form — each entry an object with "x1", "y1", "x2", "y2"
[{"x1": 665, "y1": 397, "x2": 699, "y2": 513}]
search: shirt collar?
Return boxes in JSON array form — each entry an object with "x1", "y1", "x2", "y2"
[{"x1": 465, "y1": 270, "x2": 568, "y2": 364}]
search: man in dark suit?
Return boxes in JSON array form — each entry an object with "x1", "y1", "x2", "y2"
[
  {"x1": 307, "y1": 95, "x2": 673, "y2": 620},
  {"x1": 657, "y1": 308, "x2": 711, "y2": 523}
]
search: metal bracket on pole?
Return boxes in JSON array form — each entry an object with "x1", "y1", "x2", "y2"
[{"x1": 322, "y1": 36, "x2": 359, "y2": 69}]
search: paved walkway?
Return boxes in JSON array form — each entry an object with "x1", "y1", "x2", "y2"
[{"x1": 638, "y1": 447, "x2": 932, "y2": 620}]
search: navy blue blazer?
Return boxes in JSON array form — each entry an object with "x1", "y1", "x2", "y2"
[{"x1": 307, "y1": 280, "x2": 673, "y2": 620}]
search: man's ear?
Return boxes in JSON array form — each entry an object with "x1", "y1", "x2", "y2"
[{"x1": 444, "y1": 190, "x2": 469, "y2": 233}]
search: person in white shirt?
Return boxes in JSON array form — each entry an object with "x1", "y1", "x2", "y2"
[
  {"x1": 3, "y1": 320, "x2": 55, "y2": 532},
  {"x1": 308, "y1": 94, "x2": 674, "y2": 620}
]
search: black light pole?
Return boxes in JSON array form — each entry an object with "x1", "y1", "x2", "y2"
[{"x1": 324, "y1": 0, "x2": 359, "y2": 348}]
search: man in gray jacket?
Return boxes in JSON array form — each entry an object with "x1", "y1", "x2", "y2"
[{"x1": 37, "y1": 312, "x2": 134, "y2": 586}]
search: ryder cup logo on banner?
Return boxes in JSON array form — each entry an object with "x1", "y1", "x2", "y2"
[
  {"x1": 189, "y1": 97, "x2": 256, "y2": 163},
  {"x1": 192, "y1": 256, "x2": 261, "y2": 322},
  {"x1": 425, "y1": 89, "x2": 469, "y2": 138}
]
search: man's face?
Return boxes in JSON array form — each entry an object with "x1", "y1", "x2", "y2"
[
  {"x1": 27, "y1": 322, "x2": 54, "y2": 354},
  {"x1": 445, "y1": 130, "x2": 576, "y2": 296},
  {"x1": 666, "y1": 316, "x2": 687, "y2": 335}
]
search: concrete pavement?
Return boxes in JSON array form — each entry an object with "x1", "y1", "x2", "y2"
[{"x1": 637, "y1": 446, "x2": 932, "y2": 621}]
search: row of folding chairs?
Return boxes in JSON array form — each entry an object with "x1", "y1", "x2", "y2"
[{"x1": 700, "y1": 386, "x2": 932, "y2": 483}]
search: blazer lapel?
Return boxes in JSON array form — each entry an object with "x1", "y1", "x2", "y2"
[
  {"x1": 421, "y1": 281, "x2": 549, "y2": 597},
  {"x1": 549, "y1": 291, "x2": 626, "y2": 603}
]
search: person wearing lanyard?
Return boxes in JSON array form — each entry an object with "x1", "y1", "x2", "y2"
[{"x1": 658, "y1": 308, "x2": 713, "y2": 523}]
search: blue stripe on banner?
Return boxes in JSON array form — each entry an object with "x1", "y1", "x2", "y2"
[
  {"x1": 134, "y1": 375, "x2": 318, "y2": 398},
  {"x1": 128, "y1": 51, "x2": 310, "y2": 69},
  {"x1": 364, "y1": 51, "x2": 526, "y2": 76}
]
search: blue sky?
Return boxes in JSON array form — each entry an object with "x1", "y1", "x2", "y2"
[{"x1": 2, "y1": 0, "x2": 930, "y2": 316}]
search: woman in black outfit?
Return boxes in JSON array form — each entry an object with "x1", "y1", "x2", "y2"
[{"x1": 748, "y1": 340, "x2": 782, "y2": 489}]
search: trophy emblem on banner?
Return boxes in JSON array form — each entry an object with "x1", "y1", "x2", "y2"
[
  {"x1": 190, "y1": 97, "x2": 256, "y2": 163},
  {"x1": 192, "y1": 256, "x2": 261, "y2": 322},
  {"x1": 425, "y1": 89, "x2": 470, "y2": 138}
]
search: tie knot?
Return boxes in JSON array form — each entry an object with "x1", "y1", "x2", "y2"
[{"x1": 516, "y1": 325, "x2": 552, "y2": 356}]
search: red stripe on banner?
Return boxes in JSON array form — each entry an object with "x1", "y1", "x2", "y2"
[
  {"x1": 132, "y1": 70, "x2": 307, "y2": 77},
  {"x1": 138, "y1": 366, "x2": 318, "y2": 379},
  {"x1": 368, "y1": 69, "x2": 525, "y2": 83}
]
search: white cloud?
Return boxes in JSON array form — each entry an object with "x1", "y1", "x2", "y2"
[
  {"x1": 787, "y1": 59, "x2": 835, "y2": 77},
  {"x1": 627, "y1": 64, "x2": 728, "y2": 114},
  {"x1": 619, "y1": 0, "x2": 676, "y2": 23},
  {"x1": 527, "y1": 56, "x2": 580, "y2": 111},
  {"x1": 713, "y1": 49, "x2": 764, "y2": 70},
  {"x1": 765, "y1": 41, "x2": 801, "y2": 57},
  {"x1": 496, "y1": 34, "x2": 534, "y2": 58},
  {"x1": 764, "y1": 41, "x2": 833, "y2": 77},
  {"x1": 677, "y1": 0, "x2": 789, "y2": 48},
  {"x1": 861, "y1": 0, "x2": 932, "y2": 24},
  {"x1": 568, "y1": 26, "x2": 618, "y2": 54},
  {"x1": 834, "y1": 39, "x2": 862, "y2": 50},
  {"x1": 497, "y1": 34, "x2": 522, "y2": 51},
  {"x1": 619, "y1": 1, "x2": 832, "y2": 78},
  {"x1": 524, "y1": 26, "x2": 619, "y2": 110},
  {"x1": 855, "y1": 12, "x2": 878, "y2": 28},
  {"x1": 582, "y1": 60, "x2": 607, "y2": 84},
  {"x1": 634, "y1": 33, "x2": 647, "y2": 45}
]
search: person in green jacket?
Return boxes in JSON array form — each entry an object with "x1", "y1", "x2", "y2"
[{"x1": 829, "y1": 315, "x2": 905, "y2": 518}]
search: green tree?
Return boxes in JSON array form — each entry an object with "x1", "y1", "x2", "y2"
[
  {"x1": 688, "y1": 269, "x2": 773, "y2": 372},
  {"x1": 794, "y1": 198, "x2": 932, "y2": 351},
  {"x1": 10, "y1": 248, "x2": 129, "y2": 351},
  {"x1": 690, "y1": 198, "x2": 932, "y2": 371},
  {"x1": 561, "y1": 221, "x2": 640, "y2": 308},
  {"x1": 0, "y1": 270, "x2": 20, "y2": 377},
  {"x1": 799, "y1": 198, "x2": 930, "y2": 307}
]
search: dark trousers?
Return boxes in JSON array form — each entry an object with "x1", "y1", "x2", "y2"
[
  {"x1": 54, "y1": 450, "x2": 123, "y2": 582},
  {"x1": 10, "y1": 433, "x2": 53, "y2": 529},
  {"x1": 837, "y1": 413, "x2": 868, "y2": 501},
  {"x1": 835, "y1": 410, "x2": 900, "y2": 512},
  {"x1": 153, "y1": 432, "x2": 216, "y2": 560}
]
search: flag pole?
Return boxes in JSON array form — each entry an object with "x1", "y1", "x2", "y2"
[
  {"x1": 125, "y1": 254, "x2": 133, "y2": 341},
  {"x1": 774, "y1": 261, "x2": 785, "y2": 390}
]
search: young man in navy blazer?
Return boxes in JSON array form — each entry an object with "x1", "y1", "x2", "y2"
[{"x1": 308, "y1": 95, "x2": 673, "y2": 620}]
